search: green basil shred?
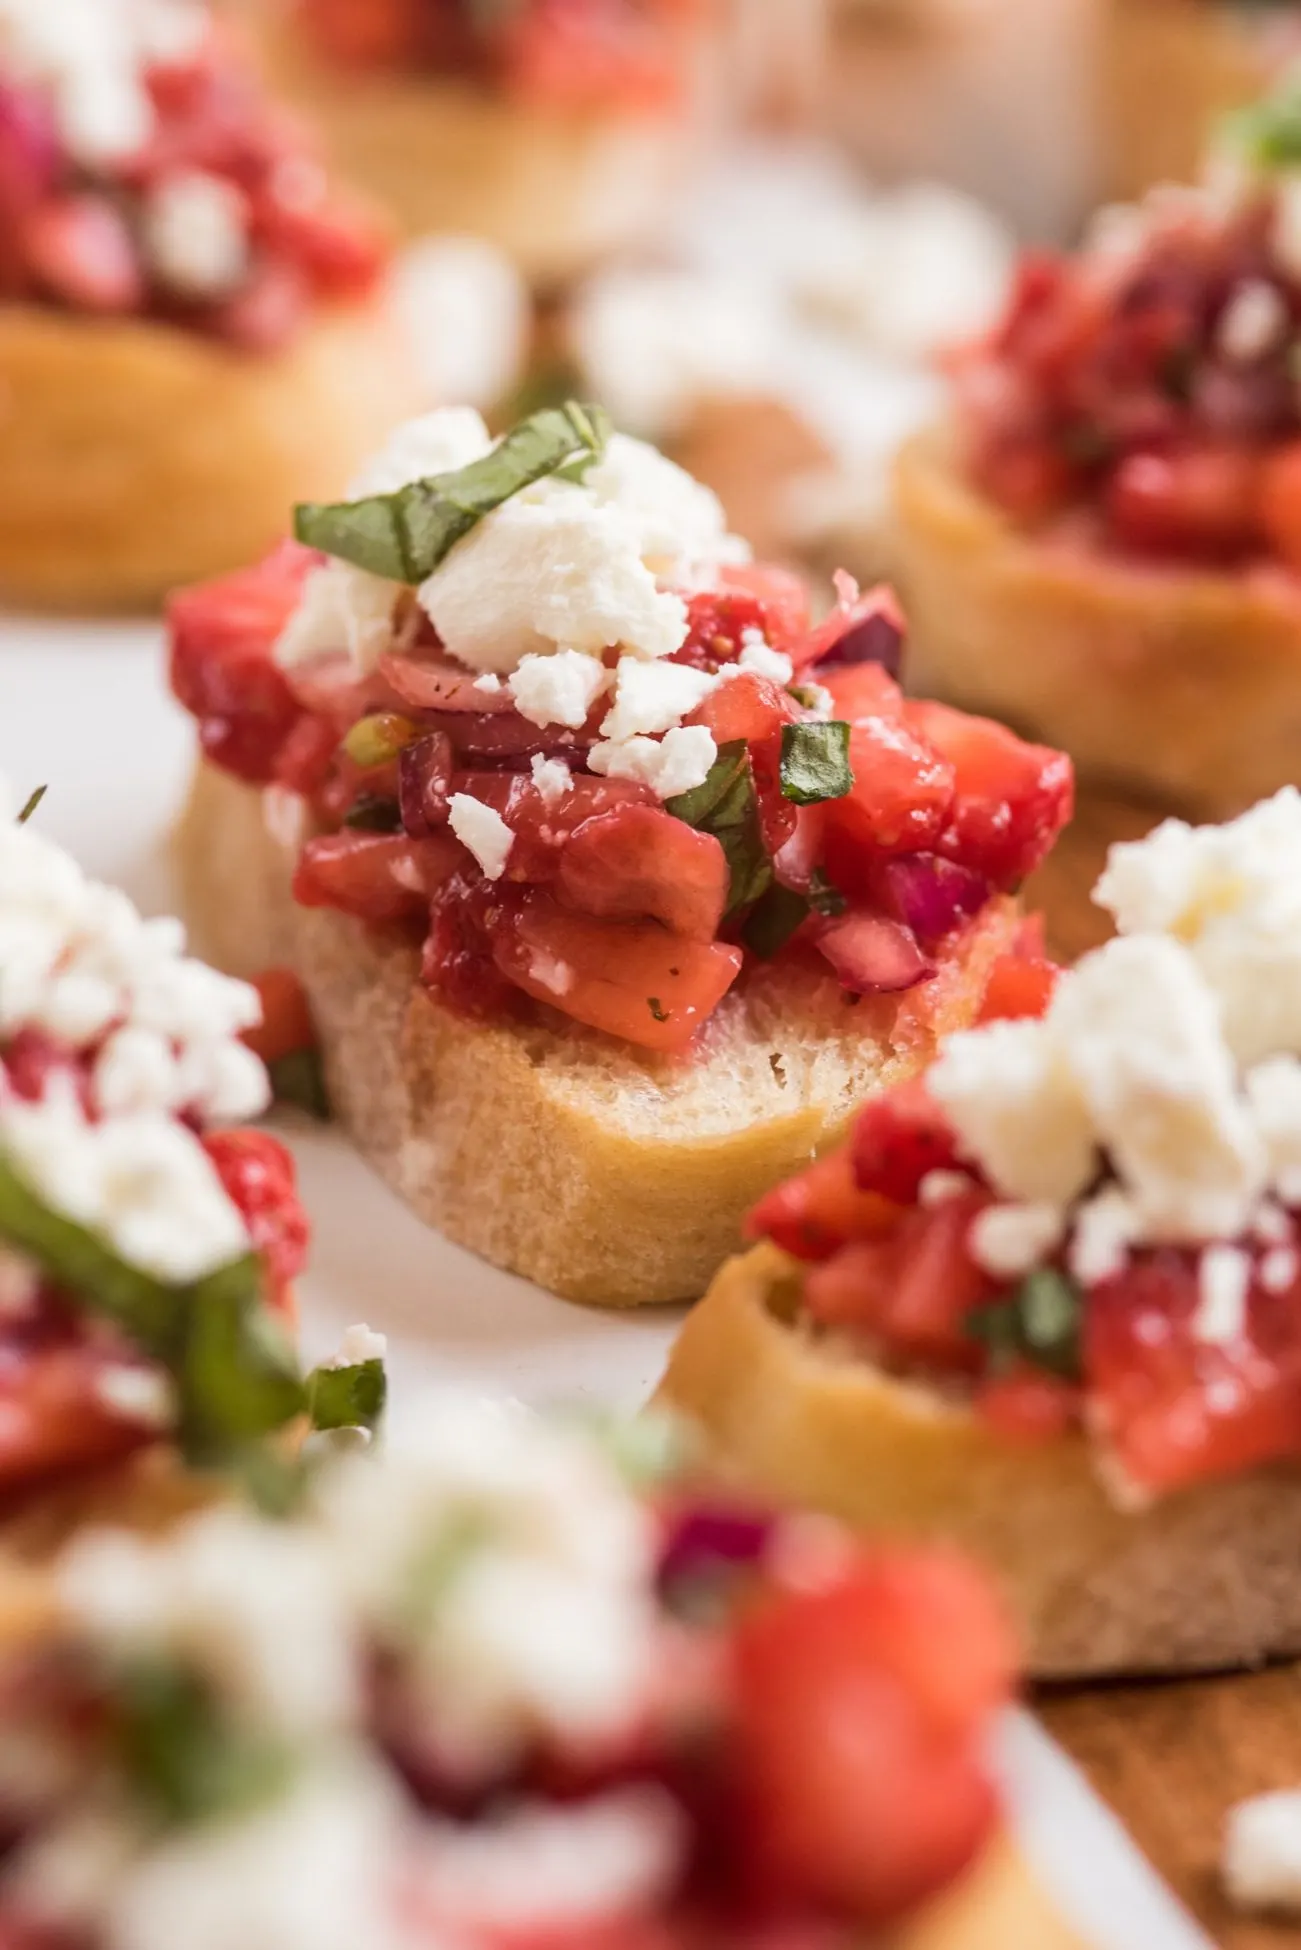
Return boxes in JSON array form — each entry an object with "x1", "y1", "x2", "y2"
[
  {"x1": 15, "y1": 785, "x2": 46, "y2": 825},
  {"x1": 305, "y1": 1356, "x2": 387, "y2": 1434},
  {"x1": 665, "y1": 741, "x2": 773, "y2": 919},
  {"x1": 966, "y1": 1266, "x2": 1082, "y2": 1380},
  {"x1": 778, "y1": 721, "x2": 853, "y2": 805},
  {"x1": 294, "y1": 401, "x2": 610, "y2": 583}
]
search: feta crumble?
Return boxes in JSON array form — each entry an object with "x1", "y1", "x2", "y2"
[
  {"x1": 530, "y1": 756, "x2": 572, "y2": 807},
  {"x1": 967, "y1": 1202, "x2": 1064, "y2": 1281},
  {"x1": 510, "y1": 650, "x2": 612, "y2": 730},
  {"x1": 1217, "y1": 279, "x2": 1288, "y2": 364},
  {"x1": 143, "y1": 169, "x2": 248, "y2": 299},
  {"x1": 1193, "y1": 1245, "x2": 1251, "y2": 1344},
  {"x1": 600, "y1": 658, "x2": 717, "y2": 743},
  {"x1": 588, "y1": 727, "x2": 717, "y2": 801},
  {"x1": 1224, "y1": 1789, "x2": 1301, "y2": 1915},
  {"x1": 447, "y1": 794, "x2": 514, "y2": 881}
]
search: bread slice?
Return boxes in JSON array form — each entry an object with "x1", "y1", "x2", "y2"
[
  {"x1": 897, "y1": 1834, "x2": 1081, "y2": 1950},
  {"x1": 888, "y1": 426, "x2": 1301, "y2": 820},
  {"x1": 657, "y1": 1243, "x2": 1301, "y2": 1678},
  {"x1": 177, "y1": 761, "x2": 1020, "y2": 1307},
  {"x1": 0, "y1": 300, "x2": 418, "y2": 611}
]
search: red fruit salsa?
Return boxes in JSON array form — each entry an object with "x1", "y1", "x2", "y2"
[
  {"x1": 0, "y1": 0, "x2": 387, "y2": 349},
  {"x1": 954, "y1": 77, "x2": 1301, "y2": 568},
  {"x1": 294, "y1": 0, "x2": 708, "y2": 111},
  {"x1": 169, "y1": 412, "x2": 1073, "y2": 1059}
]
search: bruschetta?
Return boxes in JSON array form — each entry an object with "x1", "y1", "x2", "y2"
[
  {"x1": 167, "y1": 403, "x2": 1073, "y2": 1306},
  {"x1": 889, "y1": 78, "x2": 1301, "y2": 820},
  {"x1": 0, "y1": 1395, "x2": 1076, "y2": 1949},
  {"x1": 660, "y1": 787, "x2": 1301, "y2": 1677},
  {"x1": 0, "y1": 0, "x2": 417, "y2": 611},
  {"x1": 245, "y1": 0, "x2": 709, "y2": 281},
  {"x1": 0, "y1": 774, "x2": 383, "y2": 1574}
]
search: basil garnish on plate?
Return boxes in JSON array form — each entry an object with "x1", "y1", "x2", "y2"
[
  {"x1": 779, "y1": 721, "x2": 853, "y2": 805},
  {"x1": 294, "y1": 401, "x2": 611, "y2": 584},
  {"x1": 666, "y1": 741, "x2": 773, "y2": 920},
  {"x1": 15, "y1": 784, "x2": 46, "y2": 825},
  {"x1": 966, "y1": 1266, "x2": 1082, "y2": 1380},
  {"x1": 306, "y1": 1354, "x2": 388, "y2": 1435}
]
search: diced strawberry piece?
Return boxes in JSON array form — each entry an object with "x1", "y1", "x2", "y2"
[
  {"x1": 23, "y1": 195, "x2": 144, "y2": 312},
  {"x1": 1257, "y1": 439, "x2": 1301, "y2": 572},
  {"x1": 207, "y1": 255, "x2": 309, "y2": 352},
  {"x1": 292, "y1": 830, "x2": 463, "y2": 922},
  {"x1": 977, "y1": 949, "x2": 1060, "y2": 1024},
  {"x1": 719, "y1": 561, "x2": 812, "y2": 651},
  {"x1": 421, "y1": 874, "x2": 518, "y2": 1020},
  {"x1": 677, "y1": 591, "x2": 772, "y2": 671},
  {"x1": 814, "y1": 660, "x2": 905, "y2": 726},
  {"x1": 815, "y1": 911, "x2": 932, "y2": 995},
  {"x1": 977, "y1": 1366, "x2": 1080, "y2": 1441},
  {"x1": 556, "y1": 804, "x2": 728, "y2": 941},
  {"x1": 851, "y1": 1079, "x2": 963, "y2": 1204},
  {"x1": 688, "y1": 672, "x2": 798, "y2": 746},
  {"x1": 274, "y1": 712, "x2": 340, "y2": 795},
  {"x1": 242, "y1": 969, "x2": 316, "y2": 1065},
  {"x1": 771, "y1": 802, "x2": 827, "y2": 895},
  {"x1": 203, "y1": 1128, "x2": 309, "y2": 1309},
  {"x1": 1104, "y1": 442, "x2": 1263, "y2": 561},
  {"x1": 904, "y1": 699, "x2": 1074, "y2": 889},
  {"x1": 795, "y1": 582, "x2": 904, "y2": 675},
  {"x1": 749, "y1": 729, "x2": 797, "y2": 858},
  {"x1": 746, "y1": 1147, "x2": 897, "y2": 1262},
  {"x1": 252, "y1": 186, "x2": 387, "y2": 300},
  {"x1": 449, "y1": 773, "x2": 655, "y2": 882},
  {"x1": 807, "y1": 1194, "x2": 995, "y2": 1363},
  {"x1": 493, "y1": 893, "x2": 742, "y2": 1052},
  {"x1": 379, "y1": 652, "x2": 517, "y2": 714},
  {"x1": 0, "y1": 1330, "x2": 151, "y2": 1494},
  {"x1": 823, "y1": 718, "x2": 954, "y2": 858},
  {"x1": 730, "y1": 1562, "x2": 1001, "y2": 1922},
  {"x1": 971, "y1": 435, "x2": 1078, "y2": 524},
  {"x1": 300, "y1": 0, "x2": 430, "y2": 67}
]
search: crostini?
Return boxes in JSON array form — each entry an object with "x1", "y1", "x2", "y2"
[
  {"x1": 890, "y1": 75, "x2": 1301, "y2": 819},
  {"x1": 168, "y1": 403, "x2": 1072, "y2": 1306},
  {"x1": 0, "y1": 0, "x2": 416, "y2": 610},
  {"x1": 246, "y1": 0, "x2": 710, "y2": 282},
  {"x1": 0, "y1": 775, "x2": 383, "y2": 1576},
  {"x1": 0, "y1": 1395, "x2": 1074, "y2": 1949},
  {"x1": 661, "y1": 787, "x2": 1301, "y2": 1677}
]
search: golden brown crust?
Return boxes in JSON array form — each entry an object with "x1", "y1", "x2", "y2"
[
  {"x1": 0, "y1": 300, "x2": 418, "y2": 611},
  {"x1": 895, "y1": 1834, "x2": 1081, "y2": 1950},
  {"x1": 250, "y1": 8, "x2": 689, "y2": 280},
  {"x1": 177, "y1": 761, "x2": 1017, "y2": 1308},
  {"x1": 888, "y1": 427, "x2": 1301, "y2": 820},
  {"x1": 657, "y1": 1244, "x2": 1301, "y2": 1678}
]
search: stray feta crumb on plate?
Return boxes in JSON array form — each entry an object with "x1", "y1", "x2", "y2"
[{"x1": 1225, "y1": 1789, "x2": 1301, "y2": 1915}]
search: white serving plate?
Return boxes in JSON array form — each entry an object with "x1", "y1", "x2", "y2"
[{"x1": 0, "y1": 612, "x2": 1211, "y2": 1950}]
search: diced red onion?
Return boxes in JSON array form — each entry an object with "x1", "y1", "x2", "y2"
[
  {"x1": 398, "y1": 731, "x2": 454, "y2": 836},
  {"x1": 0, "y1": 83, "x2": 59, "y2": 205},
  {"x1": 878, "y1": 854, "x2": 990, "y2": 946},
  {"x1": 380, "y1": 652, "x2": 514, "y2": 713},
  {"x1": 658, "y1": 1505, "x2": 775, "y2": 1592},
  {"x1": 817, "y1": 602, "x2": 905, "y2": 677},
  {"x1": 817, "y1": 911, "x2": 933, "y2": 994},
  {"x1": 428, "y1": 711, "x2": 592, "y2": 763}
]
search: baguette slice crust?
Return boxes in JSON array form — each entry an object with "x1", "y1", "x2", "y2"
[
  {"x1": 251, "y1": 9, "x2": 688, "y2": 279},
  {"x1": 178, "y1": 761, "x2": 1019, "y2": 1307},
  {"x1": 0, "y1": 300, "x2": 417, "y2": 611},
  {"x1": 657, "y1": 1243, "x2": 1301, "y2": 1678},
  {"x1": 894, "y1": 1835, "x2": 1080, "y2": 1950},
  {"x1": 889, "y1": 426, "x2": 1301, "y2": 820}
]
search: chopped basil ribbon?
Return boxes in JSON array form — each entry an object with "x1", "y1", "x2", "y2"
[
  {"x1": 666, "y1": 741, "x2": 772, "y2": 919},
  {"x1": 742, "y1": 866, "x2": 848, "y2": 960},
  {"x1": 15, "y1": 785, "x2": 46, "y2": 825},
  {"x1": 0, "y1": 1154, "x2": 302, "y2": 1465},
  {"x1": 306, "y1": 1355, "x2": 387, "y2": 1434},
  {"x1": 268, "y1": 1046, "x2": 332, "y2": 1120},
  {"x1": 966, "y1": 1266, "x2": 1082, "y2": 1380},
  {"x1": 779, "y1": 721, "x2": 853, "y2": 805},
  {"x1": 120, "y1": 1660, "x2": 294, "y2": 1825},
  {"x1": 294, "y1": 401, "x2": 611, "y2": 584},
  {"x1": 1221, "y1": 82, "x2": 1301, "y2": 169}
]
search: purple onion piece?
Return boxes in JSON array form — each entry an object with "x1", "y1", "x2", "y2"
[
  {"x1": 817, "y1": 911, "x2": 933, "y2": 995},
  {"x1": 879, "y1": 854, "x2": 991, "y2": 947},
  {"x1": 398, "y1": 731, "x2": 453, "y2": 837},
  {"x1": 816, "y1": 603, "x2": 905, "y2": 678},
  {"x1": 0, "y1": 83, "x2": 59, "y2": 202},
  {"x1": 659, "y1": 1505, "x2": 776, "y2": 1591}
]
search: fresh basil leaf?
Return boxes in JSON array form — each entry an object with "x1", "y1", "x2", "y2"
[
  {"x1": 779, "y1": 721, "x2": 853, "y2": 805},
  {"x1": 807, "y1": 867, "x2": 847, "y2": 917},
  {"x1": 666, "y1": 741, "x2": 773, "y2": 919},
  {"x1": 341, "y1": 793, "x2": 401, "y2": 833},
  {"x1": 119, "y1": 1660, "x2": 293, "y2": 1826},
  {"x1": 269, "y1": 1047, "x2": 331, "y2": 1120},
  {"x1": 966, "y1": 1266, "x2": 1081, "y2": 1380},
  {"x1": 306, "y1": 1356, "x2": 387, "y2": 1434},
  {"x1": 1221, "y1": 84, "x2": 1301, "y2": 168},
  {"x1": 294, "y1": 401, "x2": 610, "y2": 584},
  {"x1": 742, "y1": 883, "x2": 810, "y2": 959},
  {"x1": 15, "y1": 785, "x2": 46, "y2": 825}
]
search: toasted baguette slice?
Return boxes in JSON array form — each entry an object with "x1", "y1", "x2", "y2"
[
  {"x1": 177, "y1": 761, "x2": 1019, "y2": 1307},
  {"x1": 657, "y1": 1243, "x2": 1301, "y2": 1678},
  {"x1": 0, "y1": 300, "x2": 417, "y2": 611},
  {"x1": 896, "y1": 1834, "x2": 1080, "y2": 1950},
  {"x1": 889, "y1": 427, "x2": 1301, "y2": 820}
]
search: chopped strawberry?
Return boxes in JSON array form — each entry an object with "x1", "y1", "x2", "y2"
[
  {"x1": 202, "y1": 1128, "x2": 309, "y2": 1308},
  {"x1": 252, "y1": 186, "x2": 387, "y2": 301},
  {"x1": 795, "y1": 581, "x2": 904, "y2": 675},
  {"x1": 977, "y1": 1367, "x2": 1080, "y2": 1441},
  {"x1": 904, "y1": 699, "x2": 1074, "y2": 889},
  {"x1": 746, "y1": 1148, "x2": 897, "y2": 1262},
  {"x1": 822, "y1": 718, "x2": 954, "y2": 858},
  {"x1": 292, "y1": 830, "x2": 464, "y2": 923},
  {"x1": 688, "y1": 672, "x2": 798, "y2": 747},
  {"x1": 241, "y1": 969, "x2": 316, "y2": 1065},
  {"x1": 23, "y1": 195, "x2": 143, "y2": 312},
  {"x1": 1104, "y1": 443, "x2": 1264, "y2": 560},
  {"x1": 851, "y1": 1079, "x2": 964, "y2": 1204},
  {"x1": 802, "y1": 1195, "x2": 994, "y2": 1365},
  {"x1": 815, "y1": 911, "x2": 932, "y2": 995},
  {"x1": 814, "y1": 660, "x2": 905, "y2": 726},
  {"x1": 1258, "y1": 439, "x2": 1301, "y2": 572},
  {"x1": 556, "y1": 804, "x2": 728, "y2": 941},
  {"x1": 207, "y1": 256, "x2": 309, "y2": 353},
  {"x1": 448, "y1": 774, "x2": 655, "y2": 882},
  {"x1": 719, "y1": 562, "x2": 813, "y2": 651},
  {"x1": 977, "y1": 948, "x2": 1060, "y2": 1023}
]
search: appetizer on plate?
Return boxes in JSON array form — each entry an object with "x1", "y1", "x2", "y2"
[
  {"x1": 891, "y1": 76, "x2": 1301, "y2": 819},
  {"x1": 246, "y1": 0, "x2": 711, "y2": 282},
  {"x1": 0, "y1": 775, "x2": 379, "y2": 1584},
  {"x1": 661, "y1": 788, "x2": 1301, "y2": 1678},
  {"x1": 0, "y1": 0, "x2": 416, "y2": 610},
  {"x1": 0, "y1": 1397, "x2": 1074, "y2": 1949},
  {"x1": 169, "y1": 402, "x2": 1072, "y2": 1306}
]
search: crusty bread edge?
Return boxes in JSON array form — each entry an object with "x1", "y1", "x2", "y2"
[
  {"x1": 896, "y1": 1833, "x2": 1081, "y2": 1950},
  {"x1": 0, "y1": 299, "x2": 418, "y2": 611},
  {"x1": 888, "y1": 426, "x2": 1301, "y2": 819},
  {"x1": 656, "y1": 1242, "x2": 1301, "y2": 1678}
]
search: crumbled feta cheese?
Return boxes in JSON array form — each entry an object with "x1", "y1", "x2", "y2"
[
  {"x1": 448, "y1": 794, "x2": 514, "y2": 881},
  {"x1": 509, "y1": 650, "x2": 612, "y2": 730},
  {"x1": 967, "y1": 1202, "x2": 1064, "y2": 1281},
  {"x1": 144, "y1": 170, "x2": 248, "y2": 299},
  {"x1": 588, "y1": 727, "x2": 717, "y2": 801},
  {"x1": 530, "y1": 756, "x2": 572, "y2": 807},
  {"x1": 917, "y1": 1169, "x2": 973, "y2": 1207},
  {"x1": 94, "y1": 1027, "x2": 181, "y2": 1118},
  {"x1": 275, "y1": 560, "x2": 399, "y2": 674},
  {"x1": 1050, "y1": 936, "x2": 1265, "y2": 1242},
  {"x1": 0, "y1": 0, "x2": 203, "y2": 167},
  {"x1": 1068, "y1": 1188, "x2": 1139, "y2": 1287},
  {"x1": 735, "y1": 638, "x2": 794, "y2": 684},
  {"x1": 580, "y1": 434, "x2": 748, "y2": 581},
  {"x1": 390, "y1": 235, "x2": 529, "y2": 414},
  {"x1": 1262, "y1": 1246, "x2": 1299, "y2": 1294},
  {"x1": 1246, "y1": 1056, "x2": 1301, "y2": 1204},
  {"x1": 1217, "y1": 279, "x2": 1288, "y2": 363},
  {"x1": 94, "y1": 1364, "x2": 176, "y2": 1429},
  {"x1": 1224, "y1": 1789, "x2": 1301, "y2": 1915},
  {"x1": 527, "y1": 950, "x2": 573, "y2": 997},
  {"x1": 347, "y1": 406, "x2": 492, "y2": 497},
  {"x1": 473, "y1": 672, "x2": 502, "y2": 694},
  {"x1": 1193, "y1": 1245, "x2": 1251, "y2": 1344},
  {"x1": 599, "y1": 657, "x2": 717, "y2": 743},
  {"x1": 928, "y1": 1019, "x2": 1095, "y2": 1205},
  {"x1": 327, "y1": 1323, "x2": 387, "y2": 1369}
]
